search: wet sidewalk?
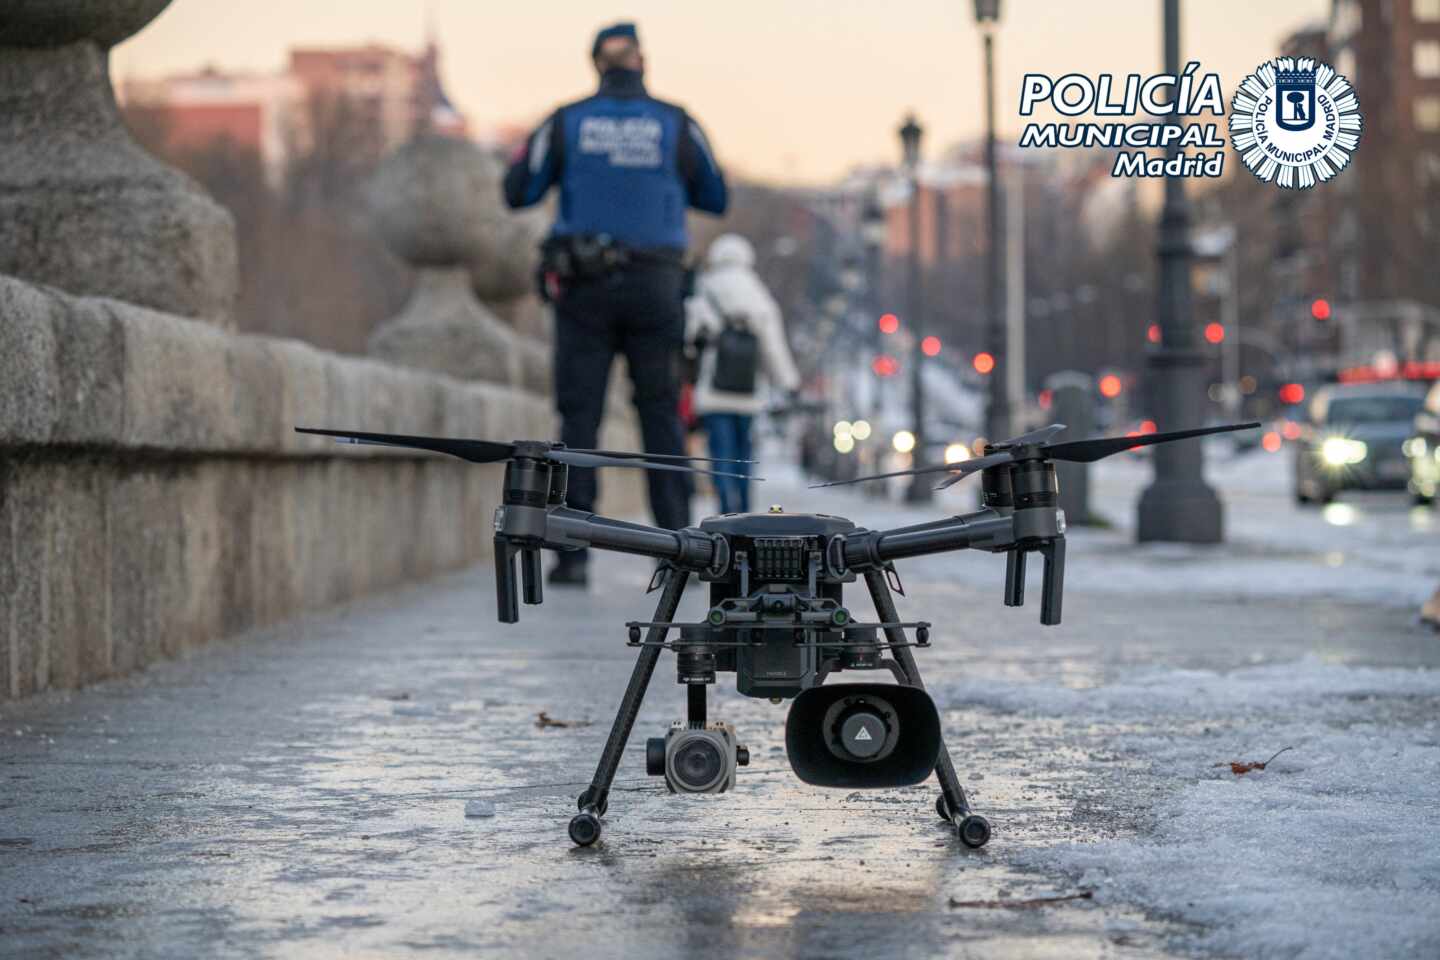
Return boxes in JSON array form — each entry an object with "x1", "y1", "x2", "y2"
[{"x1": 2, "y1": 467, "x2": 1437, "y2": 959}]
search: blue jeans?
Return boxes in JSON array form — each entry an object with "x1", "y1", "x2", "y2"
[{"x1": 701, "y1": 413, "x2": 753, "y2": 514}]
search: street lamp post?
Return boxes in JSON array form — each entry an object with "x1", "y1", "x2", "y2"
[
  {"x1": 1193, "y1": 224, "x2": 1242, "y2": 420},
  {"x1": 862, "y1": 192, "x2": 887, "y2": 424},
  {"x1": 975, "y1": 0, "x2": 1008, "y2": 445},
  {"x1": 1136, "y1": 0, "x2": 1224, "y2": 542},
  {"x1": 899, "y1": 114, "x2": 932, "y2": 503}
]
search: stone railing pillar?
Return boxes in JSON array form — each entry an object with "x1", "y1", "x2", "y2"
[
  {"x1": 367, "y1": 135, "x2": 548, "y2": 391},
  {"x1": 0, "y1": 0, "x2": 239, "y2": 322}
]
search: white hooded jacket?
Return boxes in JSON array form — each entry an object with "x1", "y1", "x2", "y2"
[{"x1": 685, "y1": 234, "x2": 801, "y2": 416}]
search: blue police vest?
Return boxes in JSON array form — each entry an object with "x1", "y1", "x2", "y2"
[
  {"x1": 504, "y1": 70, "x2": 727, "y2": 249},
  {"x1": 552, "y1": 87, "x2": 688, "y2": 249}
]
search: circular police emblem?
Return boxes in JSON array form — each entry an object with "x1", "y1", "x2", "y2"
[{"x1": 1229, "y1": 56, "x2": 1362, "y2": 189}]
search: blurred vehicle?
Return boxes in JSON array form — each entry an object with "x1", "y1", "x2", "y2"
[
  {"x1": 1294, "y1": 383, "x2": 1427, "y2": 504},
  {"x1": 1407, "y1": 380, "x2": 1440, "y2": 505}
]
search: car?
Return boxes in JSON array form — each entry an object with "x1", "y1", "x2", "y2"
[
  {"x1": 1408, "y1": 381, "x2": 1440, "y2": 505},
  {"x1": 1293, "y1": 383, "x2": 1428, "y2": 505}
]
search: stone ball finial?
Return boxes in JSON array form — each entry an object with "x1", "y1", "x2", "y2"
[
  {"x1": 367, "y1": 135, "x2": 542, "y2": 388},
  {"x1": 0, "y1": 0, "x2": 173, "y2": 48},
  {"x1": 0, "y1": 0, "x2": 238, "y2": 322},
  {"x1": 367, "y1": 136, "x2": 511, "y2": 269}
]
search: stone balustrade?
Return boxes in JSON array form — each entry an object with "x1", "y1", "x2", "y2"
[{"x1": 0, "y1": 1, "x2": 642, "y2": 700}]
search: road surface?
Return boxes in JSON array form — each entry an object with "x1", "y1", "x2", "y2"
[{"x1": 2, "y1": 449, "x2": 1437, "y2": 959}]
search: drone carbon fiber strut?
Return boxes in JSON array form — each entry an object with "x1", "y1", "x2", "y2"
[{"x1": 296, "y1": 419, "x2": 1258, "y2": 848}]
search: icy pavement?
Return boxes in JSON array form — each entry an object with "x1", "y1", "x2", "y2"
[
  {"x1": 795, "y1": 443, "x2": 1440, "y2": 611},
  {"x1": 2, "y1": 451, "x2": 1437, "y2": 959}
]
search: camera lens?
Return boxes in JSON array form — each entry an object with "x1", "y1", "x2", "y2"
[{"x1": 672, "y1": 737, "x2": 724, "y2": 790}]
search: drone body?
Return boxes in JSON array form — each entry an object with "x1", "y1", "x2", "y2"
[{"x1": 295, "y1": 419, "x2": 1257, "y2": 848}]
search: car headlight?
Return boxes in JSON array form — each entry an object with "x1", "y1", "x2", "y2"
[{"x1": 1321, "y1": 437, "x2": 1367, "y2": 466}]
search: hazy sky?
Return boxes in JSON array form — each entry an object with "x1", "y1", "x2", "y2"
[{"x1": 115, "y1": 1, "x2": 1329, "y2": 184}]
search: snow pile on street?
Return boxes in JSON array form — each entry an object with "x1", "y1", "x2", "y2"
[
  {"x1": 1043, "y1": 730, "x2": 1440, "y2": 960},
  {"x1": 937, "y1": 659, "x2": 1440, "y2": 960},
  {"x1": 939, "y1": 658, "x2": 1440, "y2": 718}
]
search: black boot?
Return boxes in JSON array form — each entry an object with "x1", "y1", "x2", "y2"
[{"x1": 548, "y1": 551, "x2": 589, "y2": 587}]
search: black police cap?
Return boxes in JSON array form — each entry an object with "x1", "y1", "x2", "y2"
[{"x1": 591, "y1": 22, "x2": 639, "y2": 59}]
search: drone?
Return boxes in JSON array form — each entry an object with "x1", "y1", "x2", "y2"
[{"x1": 297, "y1": 419, "x2": 1257, "y2": 848}]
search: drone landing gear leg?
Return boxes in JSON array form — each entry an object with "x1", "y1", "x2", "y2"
[
  {"x1": 569, "y1": 567, "x2": 691, "y2": 847},
  {"x1": 863, "y1": 569, "x2": 991, "y2": 849}
]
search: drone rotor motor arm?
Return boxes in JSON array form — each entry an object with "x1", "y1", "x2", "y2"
[
  {"x1": 871, "y1": 510, "x2": 1017, "y2": 565},
  {"x1": 545, "y1": 510, "x2": 689, "y2": 561}
]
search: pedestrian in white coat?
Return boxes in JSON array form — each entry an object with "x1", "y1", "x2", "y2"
[{"x1": 685, "y1": 233, "x2": 801, "y2": 514}]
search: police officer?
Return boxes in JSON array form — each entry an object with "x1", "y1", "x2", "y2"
[{"x1": 504, "y1": 21, "x2": 728, "y2": 586}]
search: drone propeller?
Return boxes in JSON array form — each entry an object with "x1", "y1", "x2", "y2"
[
  {"x1": 297, "y1": 427, "x2": 516, "y2": 462},
  {"x1": 295, "y1": 427, "x2": 760, "y2": 480},
  {"x1": 990, "y1": 423, "x2": 1069, "y2": 448},
  {"x1": 808, "y1": 451, "x2": 1010, "y2": 489},
  {"x1": 1040, "y1": 423, "x2": 1255, "y2": 463},
  {"x1": 810, "y1": 421, "x2": 1260, "y2": 490}
]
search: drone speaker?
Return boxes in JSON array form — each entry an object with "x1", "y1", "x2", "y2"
[{"x1": 785, "y1": 684, "x2": 942, "y2": 788}]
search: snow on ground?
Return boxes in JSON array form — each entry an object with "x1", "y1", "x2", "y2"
[
  {"x1": 933, "y1": 659, "x2": 1440, "y2": 960},
  {"x1": 726, "y1": 440, "x2": 1439, "y2": 958},
  {"x1": 1085, "y1": 447, "x2": 1440, "y2": 608}
]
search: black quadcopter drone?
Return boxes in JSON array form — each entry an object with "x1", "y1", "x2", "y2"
[{"x1": 297, "y1": 420, "x2": 1256, "y2": 848}]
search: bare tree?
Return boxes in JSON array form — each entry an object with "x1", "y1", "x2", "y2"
[{"x1": 122, "y1": 93, "x2": 408, "y2": 353}]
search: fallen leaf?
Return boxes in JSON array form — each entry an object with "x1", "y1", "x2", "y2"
[
  {"x1": 1214, "y1": 746, "x2": 1293, "y2": 775},
  {"x1": 535, "y1": 711, "x2": 592, "y2": 729},
  {"x1": 949, "y1": 891, "x2": 1093, "y2": 910}
]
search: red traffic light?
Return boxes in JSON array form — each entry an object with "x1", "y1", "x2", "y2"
[
  {"x1": 1278, "y1": 382, "x2": 1305, "y2": 405},
  {"x1": 1146, "y1": 323, "x2": 1161, "y2": 344},
  {"x1": 1099, "y1": 374, "x2": 1123, "y2": 398},
  {"x1": 921, "y1": 335, "x2": 941, "y2": 357},
  {"x1": 972, "y1": 352, "x2": 995, "y2": 375},
  {"x1": 1204, "y1": 322, "x2": 1225, "y2": 344},
  {"x1": 878, "y1": 313, "x2": 900, "y2": 334},
  {"x1": 1310, "y1": 298, "x2": 1331, "y2": 321}
]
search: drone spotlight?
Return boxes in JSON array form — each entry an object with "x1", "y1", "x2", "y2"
[{"x1": 296, "y1": 420, "x2": 1257, "y2": 851}]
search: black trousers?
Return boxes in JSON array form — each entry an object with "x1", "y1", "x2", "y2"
[{"x1": 553, "y1": 264, "x2": 691, "y2": 545}]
